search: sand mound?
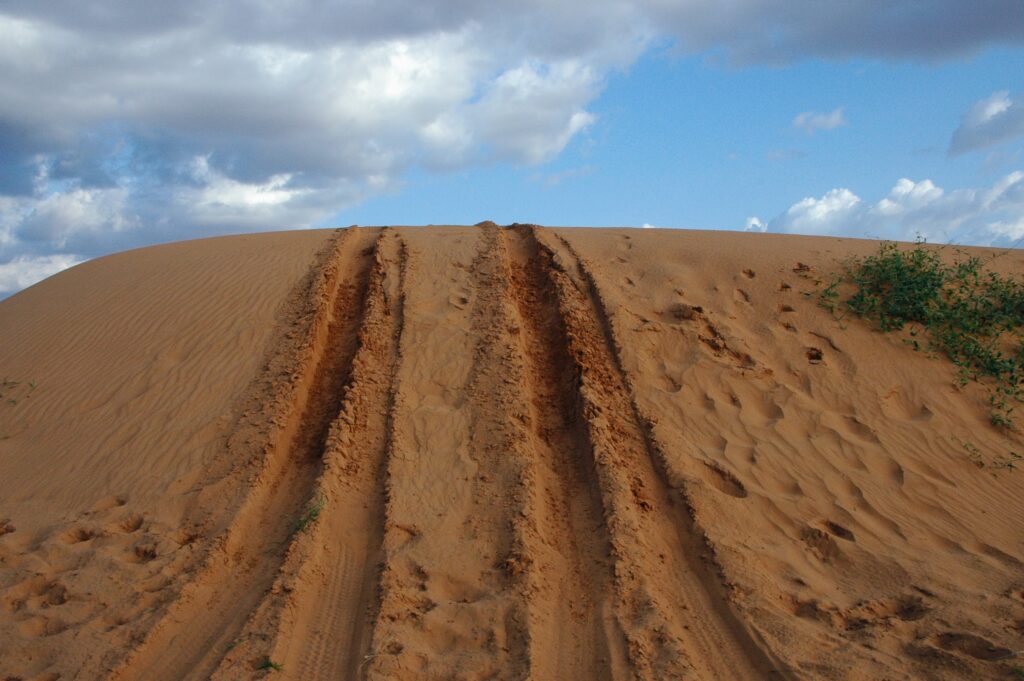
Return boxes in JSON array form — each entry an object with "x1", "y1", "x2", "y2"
[{"x1": 1, "y1": 225, "x2": 1022, "y2": 680}]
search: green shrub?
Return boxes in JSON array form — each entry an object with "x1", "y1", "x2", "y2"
[{"x1": 821, "y1": 239, "x2": 1024, "y2": 426}]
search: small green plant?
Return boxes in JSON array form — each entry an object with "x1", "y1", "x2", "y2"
[
  {"x1": 293, "y1": 495, "x2": 325, "y2": 534},
  {"x1": 257, "y1": 657, "x2": 283, "y2": 671},
  {"x1": 1, "y1": 379, "x2": 39, "y2": 407},
  {"x1": 962, "y1": 440, "x2": 984, "y2": 468},
  {"x1": 1011, "y1": 665, "x2": 1024, "y2": 679},
  {"x1": 820, "y1": 239, "x2": 1024, "y2": 426},
  {"x1": 992, "y1": 451, "x2": 1023, "y2": 470}
]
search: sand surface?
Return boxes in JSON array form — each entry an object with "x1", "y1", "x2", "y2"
[{"x1": 1, "y1": 225, "x2": 1022, "y2": 680}]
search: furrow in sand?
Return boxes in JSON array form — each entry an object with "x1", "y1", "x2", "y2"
[
  {"x1": 277, "y1": 230, "x2": 406, "y2": 681},
  {"x1": 501, "y1": 226, "x2": 628, "y2": 680},
  {"x1": 517, "y1": 224, "x2": 789, "y2": 680},
  {"x1": 110, "y1": 227, "x2": 382, "y2": 681}
]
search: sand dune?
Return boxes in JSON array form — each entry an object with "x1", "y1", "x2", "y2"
[{"x1": 1, "y1": 225, "x2": 1022, "y2": 680}]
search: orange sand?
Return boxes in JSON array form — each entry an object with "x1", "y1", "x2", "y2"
[{"x1": 1, "y1": 225, "x2": 1022, "y2": 680}]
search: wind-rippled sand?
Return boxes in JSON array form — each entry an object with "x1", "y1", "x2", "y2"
[{"x1": 2, "y1": 225, "x2": 1022, "y2": 680}]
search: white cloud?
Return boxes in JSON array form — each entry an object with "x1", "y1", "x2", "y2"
[
  {"x1": 0, "y1": 253, "x2": 84, "y2": 296},
  {"x1": 469, "y1": 60, "x2": 599, "y2": 164},
  {"x1": 768, "y1": 172, "x2": 1024, "y2": 245},
  {"x1": 16, "y1": 185, "x2": 138, "y2": 249},
  {"x1": 949, "y1": 90, "x2": 1024, "y2": 155},
  {"x1": 775, "y1": 188, "x2": 862, "y2": 233},
  {"x1": 743, "y1": 216, "x2": 767, "y2": 232},
  {"x1": 987, "y1": 216, "x2": 1024, "y2": 240},
  {"x1": 793, "y1": 107, "x2": 847, "y2": 134},
  {"x1": 0, "y1": 9, "x2": 640, "y2": 264}
]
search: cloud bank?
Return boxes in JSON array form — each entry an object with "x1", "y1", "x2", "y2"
[{"x1": 753, "y1": 172, "x2": 1024, "y2": 246}]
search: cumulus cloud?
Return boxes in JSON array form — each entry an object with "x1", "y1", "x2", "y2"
[
  {"x1": 0, "y1": 4, "x2": 646, "y2": 266},
  {"x1": 950, "y1": 91, "x2": 1024, "y2": 155},
  {"x1": 743, "y1": 217, "x2": 767, "y2": 232},
  {"x1": 793, "y1": 107, "x2": 847, "y2": 134},
  {"x1": 0, "y1": 254, "x2": 84, "y2": 297},
  {"x1": 767, "y1": 172, "x2": 1024, "y2": 245}
]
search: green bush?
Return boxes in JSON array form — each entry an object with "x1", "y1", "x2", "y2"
[{"x1": 821, "y1": 240, "x2": 1024, "y2": 426}]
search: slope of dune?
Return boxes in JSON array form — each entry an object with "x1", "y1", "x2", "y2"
[{"x1": 1, "y1": 225, "x2": 1022, "y2": 680}]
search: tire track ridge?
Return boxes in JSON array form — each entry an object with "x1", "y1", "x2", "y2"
[
  {"x1": 532, "y1": 225, "x2": 794, "y2": 675},
  {"x1": 461, "y1": 224, "x2": 533, "y2": 678},
  {"x1": 501, "y1": 225, "x2": 629, "y2": 680},
  {"x1": 110, "y1": 227, "x2": 382, "y2": 681},
  {"x1": 210, "y1": 228, "x2": 406, "y2": 680}
]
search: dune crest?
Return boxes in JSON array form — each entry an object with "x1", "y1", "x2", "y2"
[{"x1": 2, "y1": 226, "x2": 1023, "y2": 680}]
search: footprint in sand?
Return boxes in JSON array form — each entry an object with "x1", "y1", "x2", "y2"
[
  {"x1": 934, "y1": 632, "x2": 1013, "y2": 661},
  {"x1": 701, "y1": 462, "x2": 748, "y2": 498},
  {"x1": 62, "y1": 526, "x2": 99, "y2": 544},
  {"x1": 799, "y1": 526, "x2": 841, "y2": 562}
]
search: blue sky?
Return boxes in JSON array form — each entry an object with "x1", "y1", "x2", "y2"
[
  {"x1": 1, "y1": 1, "x2": 1023, "y2": 295},
  {"x1": 344, "y1": 46, "x2": 1024, "y2": 234}
]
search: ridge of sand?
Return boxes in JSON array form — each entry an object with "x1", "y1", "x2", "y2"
[{"x1": 2, "y1": 225, "x2": 1023, "y2": 680}]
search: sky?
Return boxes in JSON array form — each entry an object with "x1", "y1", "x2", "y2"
[{"x1": 1, "y1": 1, "x2": 1024, "y2": 296}]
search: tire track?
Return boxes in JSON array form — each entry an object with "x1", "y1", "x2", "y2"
[
  {"x1": 502, "y1": 226, "x2": 628, "y2": 680},
  {"x1": 517, "y1": 224, "x2": 789, "y2": 680},
  {"x1": 110, "y1": 227, "x2": 382, "y2": 681},
  {"x1": 280, "y1": 229, "x2": 406, "y2": 681}
]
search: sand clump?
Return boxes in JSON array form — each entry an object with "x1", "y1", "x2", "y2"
[{"x1": 1, "y1": 225, "x2": 1023, "y2": 680}]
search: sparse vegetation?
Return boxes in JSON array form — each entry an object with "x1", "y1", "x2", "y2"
[
  {"x1": 293, "y1": 495, "x2": 325, "y2": 534},
  {"x1": 257, "y1": 657, "x2": 283, "y2": 672},
  {"x1": 1, "y1": 378, "x2": 38, "y2": 408},
  {"x1": 821, "y1": 240, "x2": 1024, "y2": 426},
  {"x1": 959, "y1": 439, "x2": 1022, "y2": 470}
]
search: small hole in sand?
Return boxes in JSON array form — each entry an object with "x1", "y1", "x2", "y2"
[
  {"x1": 132, "y1": 545, "x2": 158, "y2": 563},
  {"x1": 824, "y1": 521, "x2": 855, "y2": 542},
  {"x1": 62, "y1": 527, "x2": 97, "y2": 544},
  {"x1": 894, "y1": 596, "x2": 928, "y2": 621},
  {"x1": 669, "y1": 302, "x2": 700, "y2": 321},
  {"x1": 120, "y1": 515, "x2": 144, "y2": 533}
]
